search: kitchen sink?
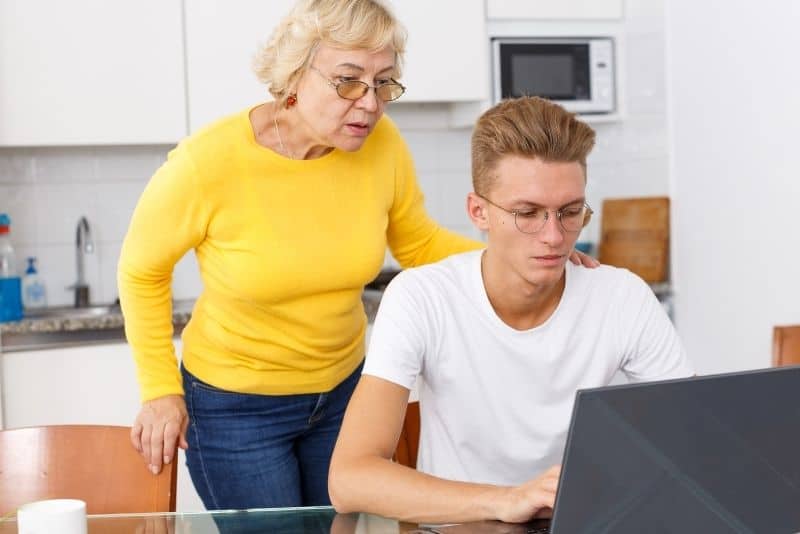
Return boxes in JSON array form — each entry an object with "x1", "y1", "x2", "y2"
[
  {"x1": 3, "y1": 301, "x2": 194, "y2": 352},
  {"x1": 23, "y1": 303, "x2": 122, "y2": 320}
]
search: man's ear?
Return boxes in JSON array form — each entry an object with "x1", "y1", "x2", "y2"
[{"x1": 466, "y1": 192, "x2": 490, "y2": 232}]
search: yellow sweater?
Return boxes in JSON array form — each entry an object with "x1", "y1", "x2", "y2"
[{"x1": 118, "y1": 106, "x2": 481, "y2": 401}]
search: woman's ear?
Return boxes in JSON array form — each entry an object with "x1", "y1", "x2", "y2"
[{"x1": 466, "y1": 192, "x2": 490, "y2": 232}]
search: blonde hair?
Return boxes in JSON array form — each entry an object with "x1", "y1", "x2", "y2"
[
  {"x1": 471, "y1": 97, "x2": 596, "y2": 196},
  {"x1": 253, "y1": 0, "x2": 406, "y2": 107}
]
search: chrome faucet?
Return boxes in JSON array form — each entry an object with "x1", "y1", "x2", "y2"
[{"x1": 70, "y1": 216, "x2": 94, "y2": 307}]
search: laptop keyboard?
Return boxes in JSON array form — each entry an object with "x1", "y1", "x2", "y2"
[
  {"x1": 418, "y1": 520, "x2": 550, "y2": 533},
  {"x1": 523, "y1": 517, "x2": 551, "y2": 533},
  {"x1": 526, "y1": 526, "x2": 549, "y2": 534}
]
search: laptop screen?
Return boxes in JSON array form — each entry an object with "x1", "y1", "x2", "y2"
[{"x1": 550, "y1": 366, "x2": 800, "y2": 533}]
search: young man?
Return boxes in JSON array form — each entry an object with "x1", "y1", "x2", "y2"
[{"x1": 328, "y1": 97, "x2": 694, "y2": 524}]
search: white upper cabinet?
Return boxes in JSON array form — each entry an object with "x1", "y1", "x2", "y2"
[
  {"x1": 184, "y1": 0, "x2": 296, "y2": 132},
  {"x1": 486, "y1": 0, "x2": 623, "y2": 20},
  {"x1": 184, "y1": 0, "x2": 489, "y2": 132},
  {"x1": 0, "y1": 0, "x2": 186, "y2": 146},
  {"x1": 391, "y1": 0, "x2": 488, "y2": 102}
]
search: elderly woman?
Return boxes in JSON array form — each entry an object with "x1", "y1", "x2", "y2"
[{"x1": 119, "y1": 0, "x2": 593, "y2": 510}]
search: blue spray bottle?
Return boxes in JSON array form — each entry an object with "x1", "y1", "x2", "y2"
[{"x1": 0, "y1": 213, "x2": 23, "y2": 322}]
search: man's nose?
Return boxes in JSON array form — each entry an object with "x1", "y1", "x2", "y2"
[{"x1": 539, "y1": 210, "x2": 565, "y2": 244}]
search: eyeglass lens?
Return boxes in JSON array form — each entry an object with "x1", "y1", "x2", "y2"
[
  {"x1": 514, "y1": 206, "x2": 591, "y2": 234},
  {"x1": 337, "y1": 80, "x2": 404, "y2": 102}
]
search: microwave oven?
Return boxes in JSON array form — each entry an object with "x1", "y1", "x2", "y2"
[{"x1": 492, "y1": 37, "x2": 615, "y2": 114}]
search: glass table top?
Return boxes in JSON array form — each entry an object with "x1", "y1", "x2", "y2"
[
  {"x1": 0, "y1": 506, "x2": 549, "y2": 533},
  {"x1": 0, "y1": 506, "x2": 428, "y2": 534}
]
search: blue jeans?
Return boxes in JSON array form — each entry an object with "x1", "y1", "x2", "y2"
[{"x1": 182, "y1": 362, "x2": 362, "y2": 510}]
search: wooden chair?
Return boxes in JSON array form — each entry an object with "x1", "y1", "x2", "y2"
[
  {"x1": 393, "y1": 401, "x2": 420, "y2": 468},
  {"x1": 773, "y1": 325, "x2": 800, "y2": 367},
  {"x1": 0, "y1": 425, "x2": 177, "y2": 515},
  {"x1": 597, "y1": 196, "x2": 670, "y2": 283}
]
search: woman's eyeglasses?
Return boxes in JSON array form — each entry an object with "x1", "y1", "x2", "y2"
[{"x1": 309, "y1": 66, "x2": 406, "y2": 102}]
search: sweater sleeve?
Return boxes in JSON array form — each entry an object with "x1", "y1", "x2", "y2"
[
  {"x1": 385, "y1": 132, "x2": 483, "y2": 268},
  {"x1": 117, "y1": 144, "x2": 209, "y2": 401}
]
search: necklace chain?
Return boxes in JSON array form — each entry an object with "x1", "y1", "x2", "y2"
[{"x1": 273, "y1": 113, "x2": 295, "y2": 160}]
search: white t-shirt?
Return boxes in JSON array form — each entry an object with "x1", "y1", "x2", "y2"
[{"x1": 363, "y1": 250, "x2": 694, "y2": 486}]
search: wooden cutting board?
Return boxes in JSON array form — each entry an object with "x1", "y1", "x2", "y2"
[{"x1": 597, "y1": 196, "x2": 670, "y2": 283}]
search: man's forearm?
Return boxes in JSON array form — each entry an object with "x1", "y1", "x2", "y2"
[{"x1": 329, "y1": 454, "x2": 508, "y2": 524}]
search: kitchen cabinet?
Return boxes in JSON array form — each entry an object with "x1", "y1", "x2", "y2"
[
  {"x1": 0, "y1": 0, "x2": 186, "y2": 146},
  {"x1": 0, "y1": 341, "x2": 205, "y2": 511},
  {"x1": 184, "y1": 0, "x2": 488, "y2": 132},
  {"x1": 391, "y1": 0, "x2": 488, "y2": 102},
  {"x1": 1, "y1": 343, "x2": 140, "y2": 428},
  {"x1": 183, "y1": 0, "x2": 295, "y2": 132},
  {"x1": 484, "y1": 0, "x2": 626, "y2": 124},
  {"x1": 486, "y1": 0, "x2": 624, "y2": 20}
]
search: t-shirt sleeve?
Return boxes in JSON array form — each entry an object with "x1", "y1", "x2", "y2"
[
  {"x1": 362, "y1": 271, "x2": 429, "y2": 390},
  {"x1": 616, "y1": 272, "x2": 695, "y2": 382}
]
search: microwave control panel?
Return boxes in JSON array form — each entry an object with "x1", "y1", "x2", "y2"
[{"x1": 588, "y1": 39, "x2": 615, "y2": 113}]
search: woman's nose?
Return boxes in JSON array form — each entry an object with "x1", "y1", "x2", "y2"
[{"x1": 355, "y1": 87, "x2": 380, "y2": 112}]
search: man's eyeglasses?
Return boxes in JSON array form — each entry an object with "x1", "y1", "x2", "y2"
[
  {"x1": 477, "y1": 194, "x2": 593, "y2": 234},
  {"x1": 309, "y1": 66, "x2": 406, "y2": 102}
]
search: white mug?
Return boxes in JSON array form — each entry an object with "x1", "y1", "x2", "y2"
[{"x1": 16, "y1": 499, "x2": 87, "y2": 534}]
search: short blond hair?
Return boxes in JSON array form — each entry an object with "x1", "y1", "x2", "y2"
[
  {"x1": 471, "y1": 97, "x2": 596, "y2": 196},
  {"x1": 253, "y1": 0, "x2": 406, "y2": 107}
]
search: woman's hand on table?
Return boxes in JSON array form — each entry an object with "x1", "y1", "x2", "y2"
[
  {"x1": 568, "y1": 249, "x2": 599, "y2": 268},
  {"x1": 131, "y1": 394, "x2": 189, "y2": 475}
]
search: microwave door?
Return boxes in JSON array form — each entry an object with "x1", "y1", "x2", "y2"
[{"x1": 499, "y1": 43, "x2": 591, "y2": 104}]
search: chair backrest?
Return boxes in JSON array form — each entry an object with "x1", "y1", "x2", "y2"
[
  {"x1": 393, "y1": 401, "x2": 420, "y2": 468},
  {"x1": 773, "y1": 325, "x2": 800, "y2": 367},
  {"x1": 0, "y1": 425, "x2": 177, "y2": 515},
  {"x1": 597, "y1": 196, "x2": 670, "y2": 283}
]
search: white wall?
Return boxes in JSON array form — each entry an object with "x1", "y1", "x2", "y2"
[{"x1": 666, "y1": 1, "x2": 800, "y2": 373}]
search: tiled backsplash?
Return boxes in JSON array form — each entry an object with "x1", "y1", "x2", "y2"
[
  {"x1": 0, "y1": 1, "x2": 669, "y2": 307},
  {"x1": 0, "y1": 146, "x2": 172, "y2": 306}
]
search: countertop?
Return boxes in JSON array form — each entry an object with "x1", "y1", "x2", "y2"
[
  {"x1": 0, "y1": 291, "x2": 384, "y2": 353},
  {"x1": 0, "y1": 281, "x2": 669, "y2": 352}
]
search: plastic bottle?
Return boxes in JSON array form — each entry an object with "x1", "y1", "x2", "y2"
[
  {"x1": 22, "y1": 256, "x2": 47, "y2": 309},
  {"x1": 0, "y1": 213, "x2": 23, "y2": 322}
]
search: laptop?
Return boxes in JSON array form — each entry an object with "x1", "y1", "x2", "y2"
[{"x1": 436, "y1": 366, "x2": 800, "y2": 534}]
